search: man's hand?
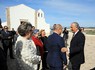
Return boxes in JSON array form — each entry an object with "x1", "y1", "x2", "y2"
[
  {"x1": 61, "y1": 47, "x2": 68, "y2": 52},
  {"x1": 63, "y1": 65, "x2": 68, "y2": 70}
]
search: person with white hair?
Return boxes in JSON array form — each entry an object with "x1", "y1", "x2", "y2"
[
  {"x1": 62, "y1": 22, "x2": 85, "y2": 70},
  {"x1": 15, "y1": 22, "x2": 41, "y2": 70}
]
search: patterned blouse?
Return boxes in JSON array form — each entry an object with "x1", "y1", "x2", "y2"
[{"x1": 15, "y1": 36, "x2": 41, "y2": 70}]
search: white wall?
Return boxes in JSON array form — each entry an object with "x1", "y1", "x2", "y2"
[
  {"x1": 9, "y1": 4, "x2": 35, "y2": 31},
  {"x1": 7, "y1": 4, "x2": 50, "y2": 35},
  {"x1": 36, "y1": 9, "x2": 50, "y2": 35}
]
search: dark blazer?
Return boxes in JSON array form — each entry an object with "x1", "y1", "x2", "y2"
[
  {"x1": 46, "y1": 32, "x2": 67, "y2": 67},
  {"x1": 40, "y1": 36, "x2": 47, "y2": 52},
  {"x1": 69, "y1": 31, "x2": 85, "y2": 65},
  {"x1": 1, "y1": 31, "x2": 13, "y2": 46}
]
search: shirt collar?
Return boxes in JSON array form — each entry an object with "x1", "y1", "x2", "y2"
[{"x1": 74, "y1": 30, "x2": 79, "y2": 35}]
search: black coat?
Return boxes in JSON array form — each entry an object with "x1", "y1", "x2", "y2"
[
  {"x1": 0, "y1": 47, "x2": 8, "y2": 70},
  {"x1": 40, "y1": 36, "x2": 47, "y2": 51},
  {"x1": 1, "y1": 31, "x2": 13, "y2": 46},
  {"x1": 69, "y1": 31, "x2": 85, "y2": 65}
]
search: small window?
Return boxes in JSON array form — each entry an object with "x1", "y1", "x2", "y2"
[
  {"x1": 41, "y1": 13, "x2": 43, "y2": 17},
  {"x1": 38, "y1": 13, "x2": 40, "y2": 17}
]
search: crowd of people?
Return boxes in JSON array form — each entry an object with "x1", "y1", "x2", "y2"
[{"x1": 0, "y1": 21, "x2": 85, "y2": 70}]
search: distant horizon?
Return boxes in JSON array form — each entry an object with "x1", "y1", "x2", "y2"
[
  {"x1": 50, "y1": 26, "x2": 95, "y2": 29},
  {"x1": 0, "y1": 0, "x2": 95, "y2": 27},
  {"x1": 0, "y1": 20, "x2": 95, "y2": 28}
]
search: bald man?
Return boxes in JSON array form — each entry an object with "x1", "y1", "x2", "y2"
[{"x1": 46, "y1": 24, "x2": 67, "y2": 70}]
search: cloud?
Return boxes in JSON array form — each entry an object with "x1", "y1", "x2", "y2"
[{"x1": 44, "y1": 0, "x2": 95, "y2": 14}]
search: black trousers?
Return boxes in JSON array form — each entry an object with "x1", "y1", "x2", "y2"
[
  {"x1": 72, "y1": 63, "x2": 81, "y2": 70},
  {"x1": 0, "y1": 47, "x2": 8, "y2": 70},
  {"x1": 50, "y1": 66, "x2": 63, "y2": 70},
  {"x1": 42, "y1": 52, "x2": 49, "y2": 70},
  {"x1": 3, "y1": 43, "x2": 14, "y2": 58}
]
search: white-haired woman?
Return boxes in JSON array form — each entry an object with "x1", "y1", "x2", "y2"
[{"x1": 15, "y1": 22, "x2": 41, "y2": 70}]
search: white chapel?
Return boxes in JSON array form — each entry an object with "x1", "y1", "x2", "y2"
[{"x1": 6, "y1": 4, "x2": 50, "y2": 34}]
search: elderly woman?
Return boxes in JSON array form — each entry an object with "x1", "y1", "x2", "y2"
[
  {"x1": 31, "y1": 29, "x2": 44, "y2": 70},
  {"x1": 39, "y1": 29, "x2": 49, "y2": 70},
  {"x1": 32, "y1": 29, "x2": 44, "y2": 59},
  {"x1": 15, "y1": 22, "x2": 41, "y2": 70}
]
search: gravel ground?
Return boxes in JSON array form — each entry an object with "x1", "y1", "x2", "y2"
[{"x1": 7, "y1": 33, "x2": 95, "y2": 70}]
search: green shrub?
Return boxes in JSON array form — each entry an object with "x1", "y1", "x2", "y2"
[{"x1": 85, "y1": 30, "x2": 95, "y2": 35}]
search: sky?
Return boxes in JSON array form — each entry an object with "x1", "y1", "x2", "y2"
[{"x1": 0, "y1": 0, "x2": 95, "y2": 27}]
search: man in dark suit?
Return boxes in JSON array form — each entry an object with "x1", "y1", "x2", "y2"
[
  {"x1": 0, "y1": 25, "x2": 8, "y2": 70},
  {"x1": 62, "y1": 22, "x2": 85, "y2": 70},
  {"x1": 70, "y1": 22, "x2": 85, "y2": 70},
  {"x1": 1, "y1": 26, "x2": 14, "y2": 59},
  {"x1": 46, "y1": 24, "x2": 67, "y2": 70}
]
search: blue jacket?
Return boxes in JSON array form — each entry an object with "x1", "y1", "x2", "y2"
[{"x1": 46, "y1": 32, "x2": 67, "y2": 67}]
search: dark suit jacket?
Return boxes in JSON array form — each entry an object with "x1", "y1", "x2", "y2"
[
  {"x1": 1, "y1": 30, "x2": 13, "y2": 46},
  {"x1": 46, "y1": 32, "x2": 67, "y2": 67},
  {"x1": 69, "y1": 31, "x2": 85, "y2": 65},
  {"x1": 40, "y1": 36, "x2": 47, "y2": 52}
]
